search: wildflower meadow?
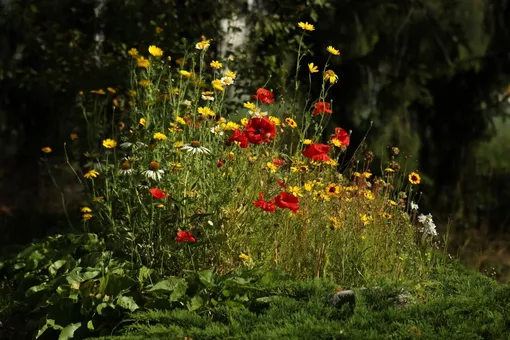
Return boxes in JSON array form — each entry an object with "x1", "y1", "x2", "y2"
[{"x1": 2, "y1": 21, "x2": 509, "y2": 340}]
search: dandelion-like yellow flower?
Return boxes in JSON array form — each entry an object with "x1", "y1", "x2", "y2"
[
  {"x1": 268, "y1": 116, "x2": 281, "y2": 126},
  {"x1": 304, "y1": 180, "x2": 315, "y2": 191},
  {"x1": 148, "y1": 45, "x2": 163, "y2": 57},
  {"x1": 80, "y1": 206, "x2": 92, "y2": 213},
  {"x1": 288, "y1": 185, "x2": 303, "y2": 197},
  {"x1": 308, "y1": 63, "x2": 319, "y2": 73},
  {"x1": 298, "y1": 22, "x2": 315, "y2": 31},
  {"x1": 102, "y1": 139, "x2": 117, "y2": 149},
  {"x1": 84, "y1": 169, "x2": 100, "y2": 179},
  {"x1": 137, "y1": 56, "x2": 150, "y2": 68},
  {"x1": 210, "y1": 60, "x2": 223, "y2": 69},
  {"x1": 285, "y1": 117, "x2": 297, "y2": 128},
  {"x1": 225, "y1": 71, "x2": 236, "y2": 79},
  {"x1": 211, "y1": 79, "x2": 224, "y2": 91},
  {"x1": 324, "y1": 70, "x2": 338, "y2": 84},
  {"x1": 128, "y1": 48, "x2": 139, "y2": 57},
  {"x1": 243, "y1": 102, "x2": 256, "y2": 110},
  {"x1": 176, "y1": 116, "x2": 186, "y2": 125},
  {"x1": 153, "y1": 132, "x2": 167, "y2": 141},
  {"x1": 41, "y1": 146, "x2": 52, "y2": 154},
  {"x1": 221, "y1": 121, "x2": 240, "y2": 131},
  {"x1": 408, "y1": 171, "x2": 421, "y2": 185},
  {"x1": 195, "y1": 38, "x2": 211, "y2": 50},
  {"x1": 198, "y1": 107, "x2": 215, "y2": 117},
  {"x1": 82, "y1": 213, "x2": 93, "y2": 221},
  {"x1": 179, "y1": 70, "x2": 192, "y2": 78},
  {"x1": 266, "y1": 162, "x2": 277, "y2": 173},
  {"x1": 139, "y1": 118, "x2": 147, "y2": 126},
  {"x1": 303, "y1": 139, "x2": 313, "y2": 145},
  {"x1": 326, "y1": 46, "x2": 341, "y2": 56}
]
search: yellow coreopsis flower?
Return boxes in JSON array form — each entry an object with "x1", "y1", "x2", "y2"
[
  {"x1": 408, "y1": 171, "x2": 421, "y2": 185},
  {"x1": 84, "y1": 169, "x2": 100, "y2": 179},
  {"x1": 324, "y1": 70, "x2": 338, "y2": 84},
  {"x1": 225, "y1": 70, "x2": 236, "y2": 79},
  {"x1": 285, "y1": 117, "x2": 297, "y2": 128},
  {"x1": 266, "y1": 162, "x2": 277, "y2": 173},
  {"x1": 128, "y1": 48, "x2": 139, "y2": 57},
  {"x1": 326, "y1": 46, "x2": 341, "y2": 56},
  {"x1": 298, "y1": 22, "x2": 315, "y2": 31},
  {"x1": 102, "y1": 139, "x2": 117, "y2": 149},
  {"x1": 210, "y1": 60, "x2": 223, "y2": 69},
  {"x1": 179, "y1": 70, "x2": 192, "y2": 78},
  {"x1": 308, "y1": 63, "x2": 319, "y2": 73},
  {"x1": 137, "y1": 56, "x2": 150, "y2": 68},
  {"x1": 288, "y1": 185, "x2": 303, "y2": 197},
  {"x1": 148, "y1": 45, "x2": 163, "y2": 57},
  {"x1": 80, "y1": 206, "x2": 92, "y2": 213},
  {"x1": 139, "y1": 118, "x2": 147, "y2": 126},
  {"x1": 198, "y1": 106, "x2": 215, "y2": 117},
  {"x1": 153, "y1": 132, "x2": 167, "y2": 141},
  {"x1": 211, "y1": 79, "x2": 224, "y2": 91},
  {"x1": 243, "y1": 102, "x2": 256, "y2": 110},
  {"x1": 268, "y1": 116, "x2": 281, "y2": 126}
]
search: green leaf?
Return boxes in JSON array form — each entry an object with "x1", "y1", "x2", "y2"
[
  {"x1": 149, "y1": 277, "x2": 187, "y2": 293},
  {"x1": 188, "y1": 295, "x2": 203, "y2": 311},
  {"x1": 36, "y1": 319, "x2": 63, "y2": 339},
  {"x1": 49, "y1": 260, "x2": 67, "y2": 276},
  {"x1": 87, "y1": 320, "x2": 94, "y2": 331},
  {"x1": 26, "y1": 283, "x2": 49, "y2": 297},
  {"x1": 81, "y1": 270, "x2": 101, "y2": 281},
  {"x1": 198, "y1": 270, "x2": 215, "y2": 288},
  {"x1": 169, "y1": 280, "x2": 188, "y2": 302},
  {"x1": 117, "y1": 296, "x2": 139, "y2": 312},
  {"x1": 58, "y1": 322, "x2": 81, "y2": 340},
  {"x1": 138, "y1": 266, "x2": 153, "y2": 284}
]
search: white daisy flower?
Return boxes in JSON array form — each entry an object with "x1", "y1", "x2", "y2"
[
  {"x1": 220, "y1": 76, "x2": 234, "y2": 86},
  {"x1": 142, "y1": 161, "x2": 164, "y2": 181},
  {"x1": 181, "y1": 141, "x2": 211, "y2": 155}
]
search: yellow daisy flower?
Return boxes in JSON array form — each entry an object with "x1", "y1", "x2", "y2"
[
  {"x1": 102, "y1": 139, "x2": 117, "y2": 149},
  {"x1": 326, "y1": 46, "x2": 341, "y2": 56},
  {"x1": 298, "y1": 22, "x2": 315, "y2": 31},
  {"x1": 308, "y1": 63, "x2": 319, "y2": 73}
]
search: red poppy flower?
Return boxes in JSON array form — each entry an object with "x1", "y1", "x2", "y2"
[
  {"x1": 277, "y1": 179, "x2": 287, "y2": 188},
  {"x1": 312, "y1": 101, "x2": 332, "y2": 115},
  {"x1": 253, "y1": 192, "x2": 276, "y2": 212},
  {"x1": 149, "y1": 188, "x2": 167, "y2": 199},
  {"x1": 302, "y1": 143, "x2": 331, "y2": 161},
  {"x1": 176, "y1": 230, "x2": 196, "y2": 243},
  {"x1": 273, "y1": 192, "x2": 299, "y2": 212},
  {"x1": 227, "y1": 129, "x2": 249, "y2": 148},
  {"x1": 252, "y1": 88, "x2": 275, "y2": 104},
  {"x1": 245, "y1": 117, "x2": 277, "y2": 145},
  {"x1": 217, "y1": 160, "x2": 224, "y2": 167},
  {"x1": 331, "y1": 127, "x2": 350, "y2": 147},
  {"x1": 273, "y1": 158, "x2": 286, "y2": 167}
]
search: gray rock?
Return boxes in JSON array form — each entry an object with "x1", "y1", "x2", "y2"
[{"x1": 331, "y1": 290, "x2": 356, "y2": 310}]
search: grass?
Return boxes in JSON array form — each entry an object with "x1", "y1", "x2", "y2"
[{"x1": 88, "y1": 260, "x2": 510, "y2": 340}]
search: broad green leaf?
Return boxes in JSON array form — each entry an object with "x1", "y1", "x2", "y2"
[
  {"x1": 58, "y1": 322, "x2": 81, "y2": 340},
  {"x1": 26, "y1": 283, "x2": 49, "y2": 296},
  {"x1": 169, "y1": 280, "x2": 188, "y2": 302},
  {"x1": 49, "y1": 260, "x2": 67, "y2": 276},
  {"x1": 81, "y1": 270, "x2": 101, "y2": 281},
  {"x1": 96, "y1": 302, "x2": 115, "y2": 315},
  {"x1": 116, "y1": 296, "x2": 139, "y2": 312},
  {"x1": 188, "y1": 295, "x2": 203, "y2": 311},
  {"x1": 198, "y1": 270, "x2": 215, "y2": 288},
  {"x1": 36, "y1": 319, "x2": 63, "y2": 339},
  {"x1": 149, "y1": 277, "x2": 187, "y2": 292},
  {"x1": 87, "y1": 320, "x2": 94, "y2": 330}
]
